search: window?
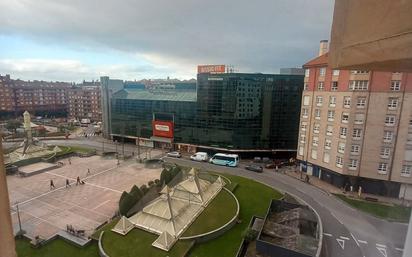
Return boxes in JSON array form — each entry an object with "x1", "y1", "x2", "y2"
[
  {"x1": 302, "y1": 108, "x2": 308, "y2": 118},
  {"x1": 298, "y1": 146, "x2": 304, "y2": 156},
  {"x1": 383, "y1": 131, "x2": 394, "y2": 142},
  {"x1": 301, "y1": 121, "x2": 307, "y2": 131},
  {"x1": 303, "y1": 95, "x2": 310, "y2": 106},
  {"x1": 311, "y1": 149, "x2": 318, "y2": 159},
  {"x1": 338, "y1": 142, "x2": 345, "y2": 153},
  {"x1": 348, "y1": 159, "x2": 358, "y2": 169},
  {"x1": 323, "y1": 152, "x2": 330, "y2": 163},
  {"x1": 304, "y1": 83, "x2": 309, "y2": 91},
  {"x1": 388, "y1": 98, "x2": 398, "y2": 109},
  {"x1": 356, "y1": 97, "x2": 366, "y2": 108},
  {"x1": 332, "y1": 70, "x2": 340, "y2": 76},
  {"x1": 324, "y1": 139, "x2": 332, "y2": 149},
  {"x1": 351, "y1": 145, "x2": 360, "y2": 155},
  {"x1": 352, "y1": 128, "x2": 362, "y2": 139},
  {"x1": 351, "y1": 70, "x2": 369, "y2": 74},
  {"x1": 329, "y1": 96, "x2": 336, "y2": 107},
  {"x1": 305, "y1": 69, "x2": 310, "y2": 77},
  {"x1": 390, "y1": 80, "x2": 401, "y2": 91},
  {"x1": 316, "y1": 96, "x2": 323, "y2": 106},
  {"x1": 380, "y1": 147, "x2": 390, "y2": 158},
  {"x1": 313, "y1": 123, "x2": 320, "y2": 134},
  {"x1": 340, "y1": 127, "x2": 347, "y2": 138},
  {"x1": 410, "y1": 117, "x2": 412, "y2": 127},
  {"x1": 354, "y1": 113, "x2": 364, "y2": 124},
  {"x1": 327, "y1": 110, "x2": 335, "y2": 121},
  {"x1": 300, "y1": 134, "x2": 306, "y2": 143},
  {"x1": 336, "y1": 156, "x2": 343, "y2": 168},
  {"x1": 326, "y1": 125, "x2": 333, "y2": 136},
  {"x1": 315, "y1": 109, "x2": 321, "y2": 119},
  {"x1": 319, "y1": 67, "x2": 326, "y2": 76},
  {"x1": 385, "y1": 115, "x2": 396, "y2": 126},
  {"x1": 331, "y1": 81, "x2": 338, "y2": 91},
  {"x1": 312, "y1": 136, "x2": 319, "y2": 146},
  {"x1": 349, "y1": 80, "x2": 369, "y2": 91},
  {"x1": 378, "y1": 163, "x2": 388, "y2": 174},
  {"x1": 317, "y1": 82, "x2": 324, "y2": 91},
  {"x1": 341, "y1": 113, "x2": 349, "y2": 123},
  {"x1": 343, "y1": 96, "x2": 351, "y2": 108},
  {"x1": 401, "y1": 165, "x2": 412, "y2": 177}
]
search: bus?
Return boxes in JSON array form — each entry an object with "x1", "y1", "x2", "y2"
[{"x1": 209, "y1": 153, "x2": 239, "y2": 167}]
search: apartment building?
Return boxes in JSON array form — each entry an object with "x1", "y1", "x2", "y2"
[
  {"x1": 68, "y1": 82, "x2": 101, "y2": 122},
  {"x1": 297, "y1": 41, "x2": 412, "y2": 200}
]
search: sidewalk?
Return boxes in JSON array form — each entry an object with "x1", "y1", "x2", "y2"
[{"x1": 282, "y1": 166, "x2": 412, "y2": 207}]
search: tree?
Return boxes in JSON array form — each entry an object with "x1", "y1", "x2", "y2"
[
  {"x1": 119, "y1": 191, "x2": 136, "y2": 216},
  {"x1": 6, "y1": 120, "x2": 22, "y2": 134},
  {"x1": 242, "y1": 228, "x2": 259, "y2": 242},
  {"x1": 140, "y1": 184, "x2": 149, "y2": 194},
  {"x1": 130, "y1": 185, "x2": 143, "y2": 200}
]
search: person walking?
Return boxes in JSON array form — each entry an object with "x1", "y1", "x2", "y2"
[
  {"x1": 76, "y1": 176, "x2": 81, "y2": 186},
  {"x1": 305, "y1": 174, "x2": 310, "y2": 184},
  {"x1": 50, "y1": 179, "x2": 55, "y2": 190},
  {"x1": 65, "y1": 179, "x2": 71, "y2": 188},
  {"x1": 87, "y1": 168, "x2": 91, "y2": 176},
  {"x1": 68, "y1": 158, "x2": 71, "y2": 165}
]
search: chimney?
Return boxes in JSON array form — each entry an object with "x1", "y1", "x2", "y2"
[{"x1": 318, "y1": 40, "x2": 329, "y2": 56}]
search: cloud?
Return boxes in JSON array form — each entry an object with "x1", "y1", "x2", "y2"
[{"x1": 0, "y1": 0, "x2": 334, "y2": 79}]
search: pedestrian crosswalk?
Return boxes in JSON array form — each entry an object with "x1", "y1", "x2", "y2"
[{"x1": 83, "y1": 132, "x2": 96, "y2": 137}]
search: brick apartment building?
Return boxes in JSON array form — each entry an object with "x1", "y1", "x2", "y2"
[
  {"x1": 297, "y1": 41, "x2": 412, "y2": 200},
  {"x1": 0, "y1": 74, "x2": 101, "y2": 121}
]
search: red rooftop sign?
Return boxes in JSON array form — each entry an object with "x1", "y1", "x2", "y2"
[{"x1": 197, "y1": 65, "x2": 226, "y2": 74}]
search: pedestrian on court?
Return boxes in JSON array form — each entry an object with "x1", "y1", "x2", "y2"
[
  {"x1": 66, "y1": 179, "x2": 71, "y2": 188},
  {"x1": 305, "y1": 174, "x2": 310, "y2": 184},
  {"x1": 76, "y1": 176, "x2": 81, "y2": 186},
  {"x1": 87, "y1": 168, "x2": 91, "y2": 176},
  {"x1": 358, "y1": 186, "x2": 362, "y2": 198},
  {"x1": 68, "y1": 158, "x2": 71, "y2": 165},
  {"x1": 50, "y1": 179, "x2": 55, "y2": 190},
  {"x1": 350, "y1": 185, "x2": 353, "y2": 192}
]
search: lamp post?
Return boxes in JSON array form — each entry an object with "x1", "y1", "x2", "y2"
[{"x1": 0, "y1": 135, "x2": 18, "y2": 257}]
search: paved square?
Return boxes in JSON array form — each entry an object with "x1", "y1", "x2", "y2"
[{"x1": 7, "y1": 155, "x2": 161, "y2": 240}]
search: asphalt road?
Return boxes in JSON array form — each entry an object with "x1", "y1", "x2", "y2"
[{"x1": 163, "y1": 156, "x2": 409, "y2": 257}]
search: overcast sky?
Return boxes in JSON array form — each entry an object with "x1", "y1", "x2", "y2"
[{"x1": 0, "y1": 0, "x2": 334, "y2": 82}]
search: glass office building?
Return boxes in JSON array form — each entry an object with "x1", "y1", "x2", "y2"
[{"x1": 104, "y1": 72, "x2": 303, "y2": 152}]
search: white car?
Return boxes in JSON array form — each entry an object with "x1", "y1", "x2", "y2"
[
  {"x1": 166, "y1": 151, "x2": 181, "y2": 158},
  {"x1": 190, "y1": 152, "x2": 209, "y2": 162}
]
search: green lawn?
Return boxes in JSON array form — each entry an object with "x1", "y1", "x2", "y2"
[
  {"x1": 188, "y1": 174, "x2": 282, "y2": 257},
  {"x1": 334, "y1": 194, "x2": 411, "y2": 223},
  {"x1": 182, "y1": 189, "x2": 238, "y2": 237},
  {"x1": 16, "y1": 238, "x2": 98, "y2": 257},
  {"x1": 101, "y1": 222, "x2": 193, "y2": 257}
]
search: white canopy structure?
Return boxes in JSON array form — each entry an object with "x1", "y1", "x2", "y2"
[
  {"x1": 111, "y1": 216, "x2": 134, "y2": 235},
  {"x1": 127, "y1": 169, "x2": 225, "y2": 251}
]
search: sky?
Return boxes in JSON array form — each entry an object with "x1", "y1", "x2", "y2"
[{"x1": 0, "y1": 0, "x2": 334, "y2": 82}]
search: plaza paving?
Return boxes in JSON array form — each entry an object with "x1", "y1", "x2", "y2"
[{"x1": 7, "y1": 155, "x2": 161, "y2": 240}]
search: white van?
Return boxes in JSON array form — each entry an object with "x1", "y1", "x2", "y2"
[{"x1": 190, "y1": 152, "x2": 209, "y2": 162}]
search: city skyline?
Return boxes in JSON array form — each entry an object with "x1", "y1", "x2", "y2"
[{"x1": 0, "y1": 0, "x2": 333, "y2": 82}]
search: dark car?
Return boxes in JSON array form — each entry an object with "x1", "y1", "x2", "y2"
[{"x1": 245, "y1": 164, "x2": 263, "y2": 173}]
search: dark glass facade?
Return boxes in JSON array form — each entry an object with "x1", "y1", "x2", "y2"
[{"x1": 110, "y1": 73, "x2": 303, "y2": 150}]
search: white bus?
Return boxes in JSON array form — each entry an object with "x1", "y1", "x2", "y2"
[{"x1": 209, "y1": 153, "x2": 239, "y2": 167}]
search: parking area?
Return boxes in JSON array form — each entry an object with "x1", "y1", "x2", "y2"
[{"x1": 7, "y1": 155, "x2": 161, "y2": 240}]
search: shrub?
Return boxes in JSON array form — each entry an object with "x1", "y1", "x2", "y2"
[
  {"x1": 140, "y1": 184, "x2": 149, "y2": 194},
  {"x1": 154, "y1": 179, "x2": 161, "y2": 186},
  {"x1": 242, "y1": 228, "x2": 259, "y2": 242},
  {"x1": 148, "y1": 180, "x2": 155, "y2": 187},
  {"x1": 130, "y1": 185, "x2": 143, "y2": 200},
  {"x1": 160, "y1": 168, "x2": 172, "y2": 185},
  {"x1": 119, "y1": 192, "x2": 136, "y2": 216}
]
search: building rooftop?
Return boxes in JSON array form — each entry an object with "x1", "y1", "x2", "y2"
[
  {"x1": 303, "y1": 53, "x2": 328, "y2": 68},
  {"x1": 112, "y1": 88, "x2": 197, "y2": 102}
]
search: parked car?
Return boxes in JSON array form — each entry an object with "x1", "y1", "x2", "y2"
[
  {"x1": 166, "y1": 151, "x2": 181, "y2": 158},
  {"x1": 245, "y1": 164, "x2": 263, "y2": 173},
  {"x1": 190, "y1": 152, "x2": 209, "y2": 161}
]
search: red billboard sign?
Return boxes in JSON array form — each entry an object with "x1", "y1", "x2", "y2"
[
  {"x1": 197, "y1": 65, "x2": 226, "y2": 74},
  {"x1": 152, "y1": 121, "x2": 174, "y2": 138}
]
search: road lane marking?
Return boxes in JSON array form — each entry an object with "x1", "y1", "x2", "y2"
[
  {"x1": 336, "y1": 238, "x2": 345, "y2": 250},
  {"x1": 340, "y1": 236, "x2": 350, "y2": 240},
  {"x1": 350, "y1": 233, "x2": 360, "y2": 247},
  {"x1": 358, "y1": 240, "x2": 368, "y2": 244},
  {"x1": 395, "y1": 247, "x2": 403, "y2": 251},
  {"x1": 330, "y1": 212, "x2": 343, "y2": 224},
  {"x1": 323, "y1": 233, "x2": 333, "y2": 237},
  {"x1": 376, "y1": 243, "x2": 387, "y2": 248},
  {"x1": 376, "y1": 246, "x2": 387, "y2": 257}
]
